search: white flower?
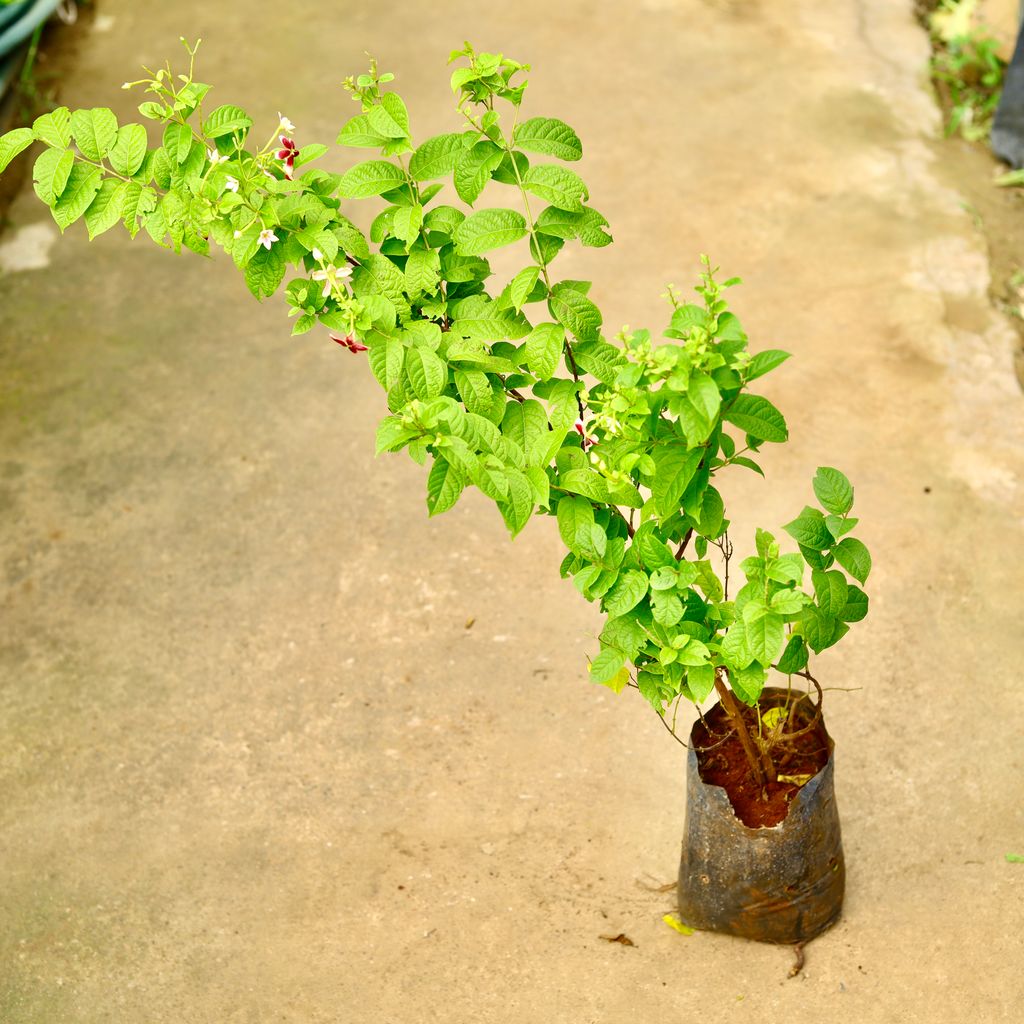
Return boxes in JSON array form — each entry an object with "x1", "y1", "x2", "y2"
[
  {"x1": 224, "y1": 176, "x2": 239, "y2": 193},
  {"x1": 311, "y1": 264, "x2": 352, "y2": 297},
  {"x1": 311, "y1": 247, "x2": 324, "y2": 262},
  {"x1": 257, "y1": 229, "x2": 279, "y2": 251},
  {"x1": 278, "y1": 112, "x2": 295, "y2": 133},
  {"x1": 207, "y1": 147, "x2": 228, "y2": 166}
]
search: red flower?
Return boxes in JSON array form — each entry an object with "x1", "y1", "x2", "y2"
[
  {"x1": 330, "y1": 332, "x2": 368, "y2": 354},
  {"x1": 574, "y1": 417, "x2": 596, "y2": 449},
  {"x1": 276, "y1": 135, "x2": 298, "y2": 180}
]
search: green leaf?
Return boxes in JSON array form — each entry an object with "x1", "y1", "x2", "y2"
[
  {"x1": 454, "y1": 369, "x2": 494, "y2": 417},
  {"x1": 776, "y1": 635, "x2": 808, "y2": 674},
  {"x1": 730, "y1": 663, "x2": 766, "y2": 706},
  {"x1": 84, "y1": 179, "x2": 127, "y2": 239},
  {"x1": 405, "y1": 249, "x2": 441, "y2": 297},
  {"x1": 454, "y1": 140, "x2": 504, "y2": 205},
  {"x1": 409, "y1": 132, "x2": 466, "y2": 180},
  {"x1": 812, "y1": 569, "x2": 848, "y2": 618},
  {"x1": 720, "y1": 618, "x2": 753, "y2": 670},
  {"x1": 525, "y1": 322, "x2": 565, "y2": 381},
  {"x1": 31, "y1": 107, "x2": 71, "y2": 149},
  {"x1": 375, "y1": 414, "x2": 418, "y2": 454},
  {"x1": 448, "y1": 295, "x2": 529, "y2": 344},
  {"x1": 119, "y1": 182, "x2": 155, "y2": 238},
  {"x1": 353, "y1": 254, "x2": 411, "y2": 317},
  {"x1": 743, "y1": 605, "x2": 785, "y2": 665},
  {"x1": 770, "y1": 589, "x2": 806, "y2": 614},
  {"x1": 731, "y1": 456, "x2": 764, "y2": 477},
  {"x1": 535, "y1": 204, "x2": 611, "y2": 247},
  {"x1": 589, "y1": 648, "x2": 629, "y2": 690},
  {"x1": 557, "y1": 495, "x2": 595, "y2": 554},
  {"x1": 687, "y1": 663, "x2": 716, "y2": 703},
  {"x1": 559, "y1": 468, "x2": 610, "y2": 503},
  {"x1": 337, "y1": 160, "x2": 406, "y2": 198},
  {"x1": 513, "y1": 117, "x2": 583, "y2": 161},
  {"x1": 162, "y1": 121, "x2": 192, "y2": 163},
  {"x1": 202, "y1": 104, "x2": 253, "y2": 139},
  {"x1": 799, "y1": 606, "x2": 838, "y2": 654},
  {"x1": 108, "y1": 123, "x2": 148, "y2": 176},
  {"x1": 603, "y1": 570, "x2": 649, "y2": 617},
  {"x1": 244, "y1": 244, "x2": 286, "y2": 299},
  {"x1": 652, "y1": 446, "x2": 703, "y2": 519},
  {"x1": 635, "y1": 525, "x2": 675, "y2": 569},
  {"x1": 137, "y1": 101, "x2": 167, "y2": 121},
  {"x1": 813, "y1": 466, "x2": 854, "y2": 516},
  {"x1": 572, "y1": 338, "x2": 625, "y2": 385},
  {"x1": 687, "y1": 373, "x2": 721, "y2": 424},
  {"x1": 366, "y1": 332, "x2": 405, "y2": 390},
  {"x1": 50, "y1": 164, "x2": 101, "y2": 231},
  {"x1": 70, "y1": 108, "x2": 118, "y2": 161},
  {"x1": 453, "y1": 208, "x2": 528, "y2": 256},
  {"x1": 832, "y1": 537, "x2": 871, "y2": 584},
  {"x1": 548, "y1": 282, "x2": 602, "y2": 343},
  {"x1": 501, "y1": 399, "x2": 548, "y2": 466},
  {"x1": 295, "y1": 143, "x2": 329, "y2": 169},
  {"x1": 522, "y1": 164, "x2": 588, "y2": 212},
  {"x1": 336, "y1": 114, "x2": 389, "y2": 148},
  {"x1": 670, "y1": 304, "x2": 709, "y2": 335},
  {"x1": 651, "y1": 590, "x2": 683, "y2": 626},
  {"x1": 0, "y1": 127, "x2": 35, "y2": 174},
  {"x1": 724, "y1": 394, "x2": 788, "y2": 443},
  {"x1": 500, "y1": 469, "x2": 534, "y2": 536},
  {"x1": 840, "y1": 584, "x2": 868, "y2": 622},
  {"x1": 601, "y1": 615, "x2": 647, "y2": 659},
  {"x1": 783, "y1": 506, "x2": 832, "y2": 550},
  {"x1": 697, "y1": 485, "x2": 725, "y2": 538},
  {"x1": 825, "y1": 514, "x2": 858, "y2": 541},
  {"x1": 508, "y1": 266, "x2": 542, "y2": 312},
  {"x1": 426, "y1": 457, "x2": 465, "y2": 516},
  {"x1": 746, "y1": 349, "x2": 790, "y2": 381},
  {"x1": 392, "y1": 203, "x2": 424, "y2": 245},
  {"x1": 32, "y1": 147, "x2": 74, "y2": 205},
  {"x1": 368, "y1": 93, "x2": 410, "y2": 138},
  {"x1": 406, "y1": 346, "x2": 448, "y2": 400}
]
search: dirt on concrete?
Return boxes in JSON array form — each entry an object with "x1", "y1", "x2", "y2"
[
  {"x1": 1, "y1": 2, "x2": 1023, "y2": 1023},
  {"x1": 914, "y1": 0, "x2": 1024, "y2": 384}
]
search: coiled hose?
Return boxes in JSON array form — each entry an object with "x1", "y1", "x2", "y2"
[{"x1": 0, "y1": 0, "x2": 65, "y2": 103}]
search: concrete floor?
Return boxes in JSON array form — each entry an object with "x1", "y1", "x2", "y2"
[{"x1": 1, "y1": 1, "x2": 1022, "y2": 1021}]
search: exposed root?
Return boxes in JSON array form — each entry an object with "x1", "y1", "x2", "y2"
[{"x1": 788, "y1": 942, "x2": 806, "y2": 978}]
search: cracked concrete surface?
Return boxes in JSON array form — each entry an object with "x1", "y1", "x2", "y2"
[{"x1": 1, "y1": 1, "x2": 1022, "y2": 1021}]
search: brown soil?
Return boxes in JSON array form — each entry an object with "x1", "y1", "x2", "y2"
[{"x1": 692, "y1": 693, "x2": 830, "y2": 829}]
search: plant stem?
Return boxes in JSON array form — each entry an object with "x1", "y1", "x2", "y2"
[{"x1": 712, "y1": 669, "x2": 773, "y2": 789}]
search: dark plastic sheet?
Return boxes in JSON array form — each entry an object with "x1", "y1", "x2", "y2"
[{"x1": 677, "y1": 688, "x2": 845, "y2": 944}]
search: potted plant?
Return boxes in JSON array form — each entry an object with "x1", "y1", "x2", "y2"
[{"x1": 0, "y1": 39, "x2": 871, "y2": 950}]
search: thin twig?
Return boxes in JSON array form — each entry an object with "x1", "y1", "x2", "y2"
[
  {"x1": 771, "y1": 670, "x2": 824, "y2": 745},
  {"x1": 656, "y1": 710, "x2": 690, "y2": 749},
  {"x1": 675, "y1": 528, "x2": 694, "y2": 560}
]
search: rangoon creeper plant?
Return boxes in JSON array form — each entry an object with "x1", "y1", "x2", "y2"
[{"x1": 0, "y1": 40, "x2": 871, "y2": 788}]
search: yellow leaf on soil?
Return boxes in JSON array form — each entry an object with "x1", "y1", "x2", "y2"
[
  {"x1": 662, "y1": 914, "x2": 695, "y2": 935},
  {"x1": 761, "y1": 706, "x2": 787, "y2": 730},
  {"x1": 778, "y1": 773, "x2": 814, "y2": 786}
]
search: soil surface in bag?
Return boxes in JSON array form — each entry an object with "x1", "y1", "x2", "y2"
[{"x1": 692, "y1": 696, "x2": 829, "y2": 828}]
